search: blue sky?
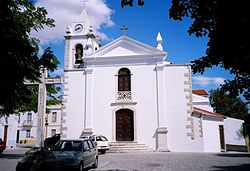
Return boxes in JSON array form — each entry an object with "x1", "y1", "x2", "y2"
[{"x1": 33, "y1": 0, "x2": 233, "y2": 93}]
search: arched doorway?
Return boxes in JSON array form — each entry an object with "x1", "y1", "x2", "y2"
[{"x1": 116, "y1": 109, "x2": 134, "y2": 141}]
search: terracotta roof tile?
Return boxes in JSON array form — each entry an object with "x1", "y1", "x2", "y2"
[
  {"x1": 192, "y1": 107, "x2": 225, "y2": 119},
  {"x1": 192, "y1": 89, "x2": 208, "y2": 96}
]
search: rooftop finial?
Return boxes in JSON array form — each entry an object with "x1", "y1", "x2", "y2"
[
  {"x1": 120, "y1": 25, "x2": 128, "y2": 36},
  {"x1": 156, "y1": 32, "x2": 163, "y2": 51}
]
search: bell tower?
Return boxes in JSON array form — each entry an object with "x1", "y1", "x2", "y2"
[{"x1": 63, "y1": 9, "x2": 100, "y2": 70}]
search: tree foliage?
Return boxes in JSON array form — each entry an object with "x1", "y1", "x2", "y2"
[
  {"x1": 0, "y1": 0, "x2": 59, "y2": 116},
  {"x1": 19, "y1": 84, "x2": 61, "y2": 114},
  {"x1": 17, "y1": 47, "x2": 61, "y2": 114},
  {"x1": 169, "y1": 0, "x2": 250, "y2": 103},
  {"x1": 209, "y1": 88, "x2": 249, "y2": 120},
  {"x1": 121, "y1": 0, "x2": 144, "y2": 8}
]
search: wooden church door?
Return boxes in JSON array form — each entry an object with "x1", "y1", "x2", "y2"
[{"x1": 116, "y1": 109, "x2": 134, "y2": 141}]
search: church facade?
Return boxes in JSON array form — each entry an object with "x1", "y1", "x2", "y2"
[{"x1": 61, "y1": 9, "x2": 246, "y2": 152}]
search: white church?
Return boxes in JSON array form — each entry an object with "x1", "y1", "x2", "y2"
[{"x1": 60, "y1": 9, "x2": 247, "y2": 153}]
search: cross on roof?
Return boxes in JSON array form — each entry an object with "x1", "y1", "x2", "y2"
[
  {"x1": 120, "y1": 25, "x2": 128, "y2": 35},
  {"x1": 80, "y1": 0, "x2": 87, "y2": 9}
]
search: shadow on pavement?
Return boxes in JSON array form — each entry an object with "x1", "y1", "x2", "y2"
[
  {"x1": 0, "y1": 153, "x2": 23, "y2": 159},
  {"x1": 0, "y1": 148, "x2": 30, "y2": 159},
  {"x1": 214, "y1": 153, "x2": 250, "y2": 158},
  {"x1": 212, "y1": 164, "x2": 250, "y2": 171}
]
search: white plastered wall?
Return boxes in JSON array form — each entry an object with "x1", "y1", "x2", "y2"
[
  {"x1": 164, "y1": 65, "x2": 202, "y2": 152},
  {"x1": 63, "y1": 71, "x2": 85, "y2": 138},
  {"x1": 91, "y1": 64, "x2": 158, "y2": 149},
  {"x1": 224, "y1": 117, "x2": 245, "y2": 146},
  {"x1": 202, "y1": 117, "x2": 223, "y2": 152}
]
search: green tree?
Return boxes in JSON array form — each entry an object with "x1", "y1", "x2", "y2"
[
  {"x1": 209, "y1": 88, "x2": 249, "y2": 120},
  {"x1": 18, "y1": 47, "x2": 61, "y2": 114},
  {"x1": 0, "y1": 0, "x2": 58, "y2": 116},
  {"x1": 210, "y1": 88, "x2": 250, "y2": 140},
  {"x1": 121, "y1": 0, "x2": 144, "y2": 8},
  {"x1": 168, "y1": 0, "x2": 250, "y2": 103}
]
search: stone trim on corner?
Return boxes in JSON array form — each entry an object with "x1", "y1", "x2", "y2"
[{"x1": 184, "y1": 66, "x2": 195, "y2": 140}]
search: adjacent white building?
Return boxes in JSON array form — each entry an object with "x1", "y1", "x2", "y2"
[
  {"x1": 0, "y1": 104, "x2": 61, "y2": 148},
  {"x1": 0, "y1": 114, "x2": 18, "y2": 148}
]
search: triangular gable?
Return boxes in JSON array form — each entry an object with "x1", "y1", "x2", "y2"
[{"x1": 89, "y1": 36, "x2": 167, "y2": 58}]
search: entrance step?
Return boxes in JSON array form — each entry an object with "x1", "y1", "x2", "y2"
[{"x1": 107, "y1": 142, "x2": 154, "y2": 153}]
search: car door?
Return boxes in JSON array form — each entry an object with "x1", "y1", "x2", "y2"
[
  {"x1": 82, "y1": 140, "x2": 92, "y2": 167},
  {"x1": 87, "y1": 139, "x2": 97, "y2": 163}
]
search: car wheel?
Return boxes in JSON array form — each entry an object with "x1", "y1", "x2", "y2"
[
  {"x1": 78, "y1": 162, "x2": 84, "y2": 171},
  {"x1": 92, "y1": 157, "x2": 98, "y2": 168},
  {"x1": 100, "y1": 150, "x2": 106, "y2": 154}
]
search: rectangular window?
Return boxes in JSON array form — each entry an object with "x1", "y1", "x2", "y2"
[
  {"x1": 51, "y1": 129, "x2": 56, "y2": 136},
  {"x1": 18, "y1": 114, "x2": 20, "y2": 123},
  {"x1": 27, "y1": 112, "x2": 32, "y2": 123},
  {"x1": 26, "y1": 130, "x2": 31, "y2": 138},
  {"x1": 52, "y1": 112, "x2": 57, "y2": 122}
]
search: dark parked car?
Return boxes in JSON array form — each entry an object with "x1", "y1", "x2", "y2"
[
  {"x1": 44, "y1": 133, "x2": 61, "y2": 147},
  {"x1": 16, "y1": 147, "x2": 61, "y2": 171},
  {"x1": 16, "y1": 138, "x2": 98, "y2": 171}
]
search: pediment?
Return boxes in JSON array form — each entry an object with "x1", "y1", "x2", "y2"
[{"x1": 89, "y1": 36, "x2": 167, "y2": 58}]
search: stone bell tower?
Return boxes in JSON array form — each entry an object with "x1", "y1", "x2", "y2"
[
  {"x1": 63, "y1": 9, "x2": 100, "y2": 70},
  {"x1": 61, "y1": 8, "x2": 100, "y2": 138}
]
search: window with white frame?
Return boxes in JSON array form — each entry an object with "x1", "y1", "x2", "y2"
[
  {"x1": 26, "y1": 130, "x2": 31, "y2": 138},
  {"x1": 116, "y1": 68, "x2": 132, "y2": 102},
  {"x1": 27, "y1": 112, "x2": 32, "y2": 123},
  {"x1": 18, "y1": 114, "x2": 20, "y2": 123},
  {"x1": 51, "y1": 129, "x2": 56, "y2": 136},
  {"x1": 52, "y1": 112, "x2": 57, "y2": 122}
]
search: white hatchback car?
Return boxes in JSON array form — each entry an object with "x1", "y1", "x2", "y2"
[{"x1": 81, "y1": 134, "x2": 110, "y2": 154}]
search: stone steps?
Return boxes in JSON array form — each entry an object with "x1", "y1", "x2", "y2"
[{"x1": 107, "y1": 142, "x2": 154, "y2": 153}]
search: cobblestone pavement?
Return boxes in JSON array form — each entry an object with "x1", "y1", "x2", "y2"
[
  {"x1": 92, "y1": 152, "x2": 250, "y2": 171},
  {"x1": 1, "y1": 148, "x2": 250, "y2": 171},
  {"x1": 0, "y1": 148, "x2": 30, "y2": 171}
]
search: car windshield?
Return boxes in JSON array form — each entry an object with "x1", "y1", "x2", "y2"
[
  {"x1": 51, "y1": 140, "x2": 82, "y2": 151},
  {"x1": 96, "y1": 136, "x2": 108, "y2": 141}
]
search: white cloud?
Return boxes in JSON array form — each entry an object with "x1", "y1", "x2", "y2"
[
  {"x1": 32, "y1": 0, "x2": 114, "y2": 44},
  {"x1": 193, "y1": 76, "x2": 225, "y2": 86}
]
